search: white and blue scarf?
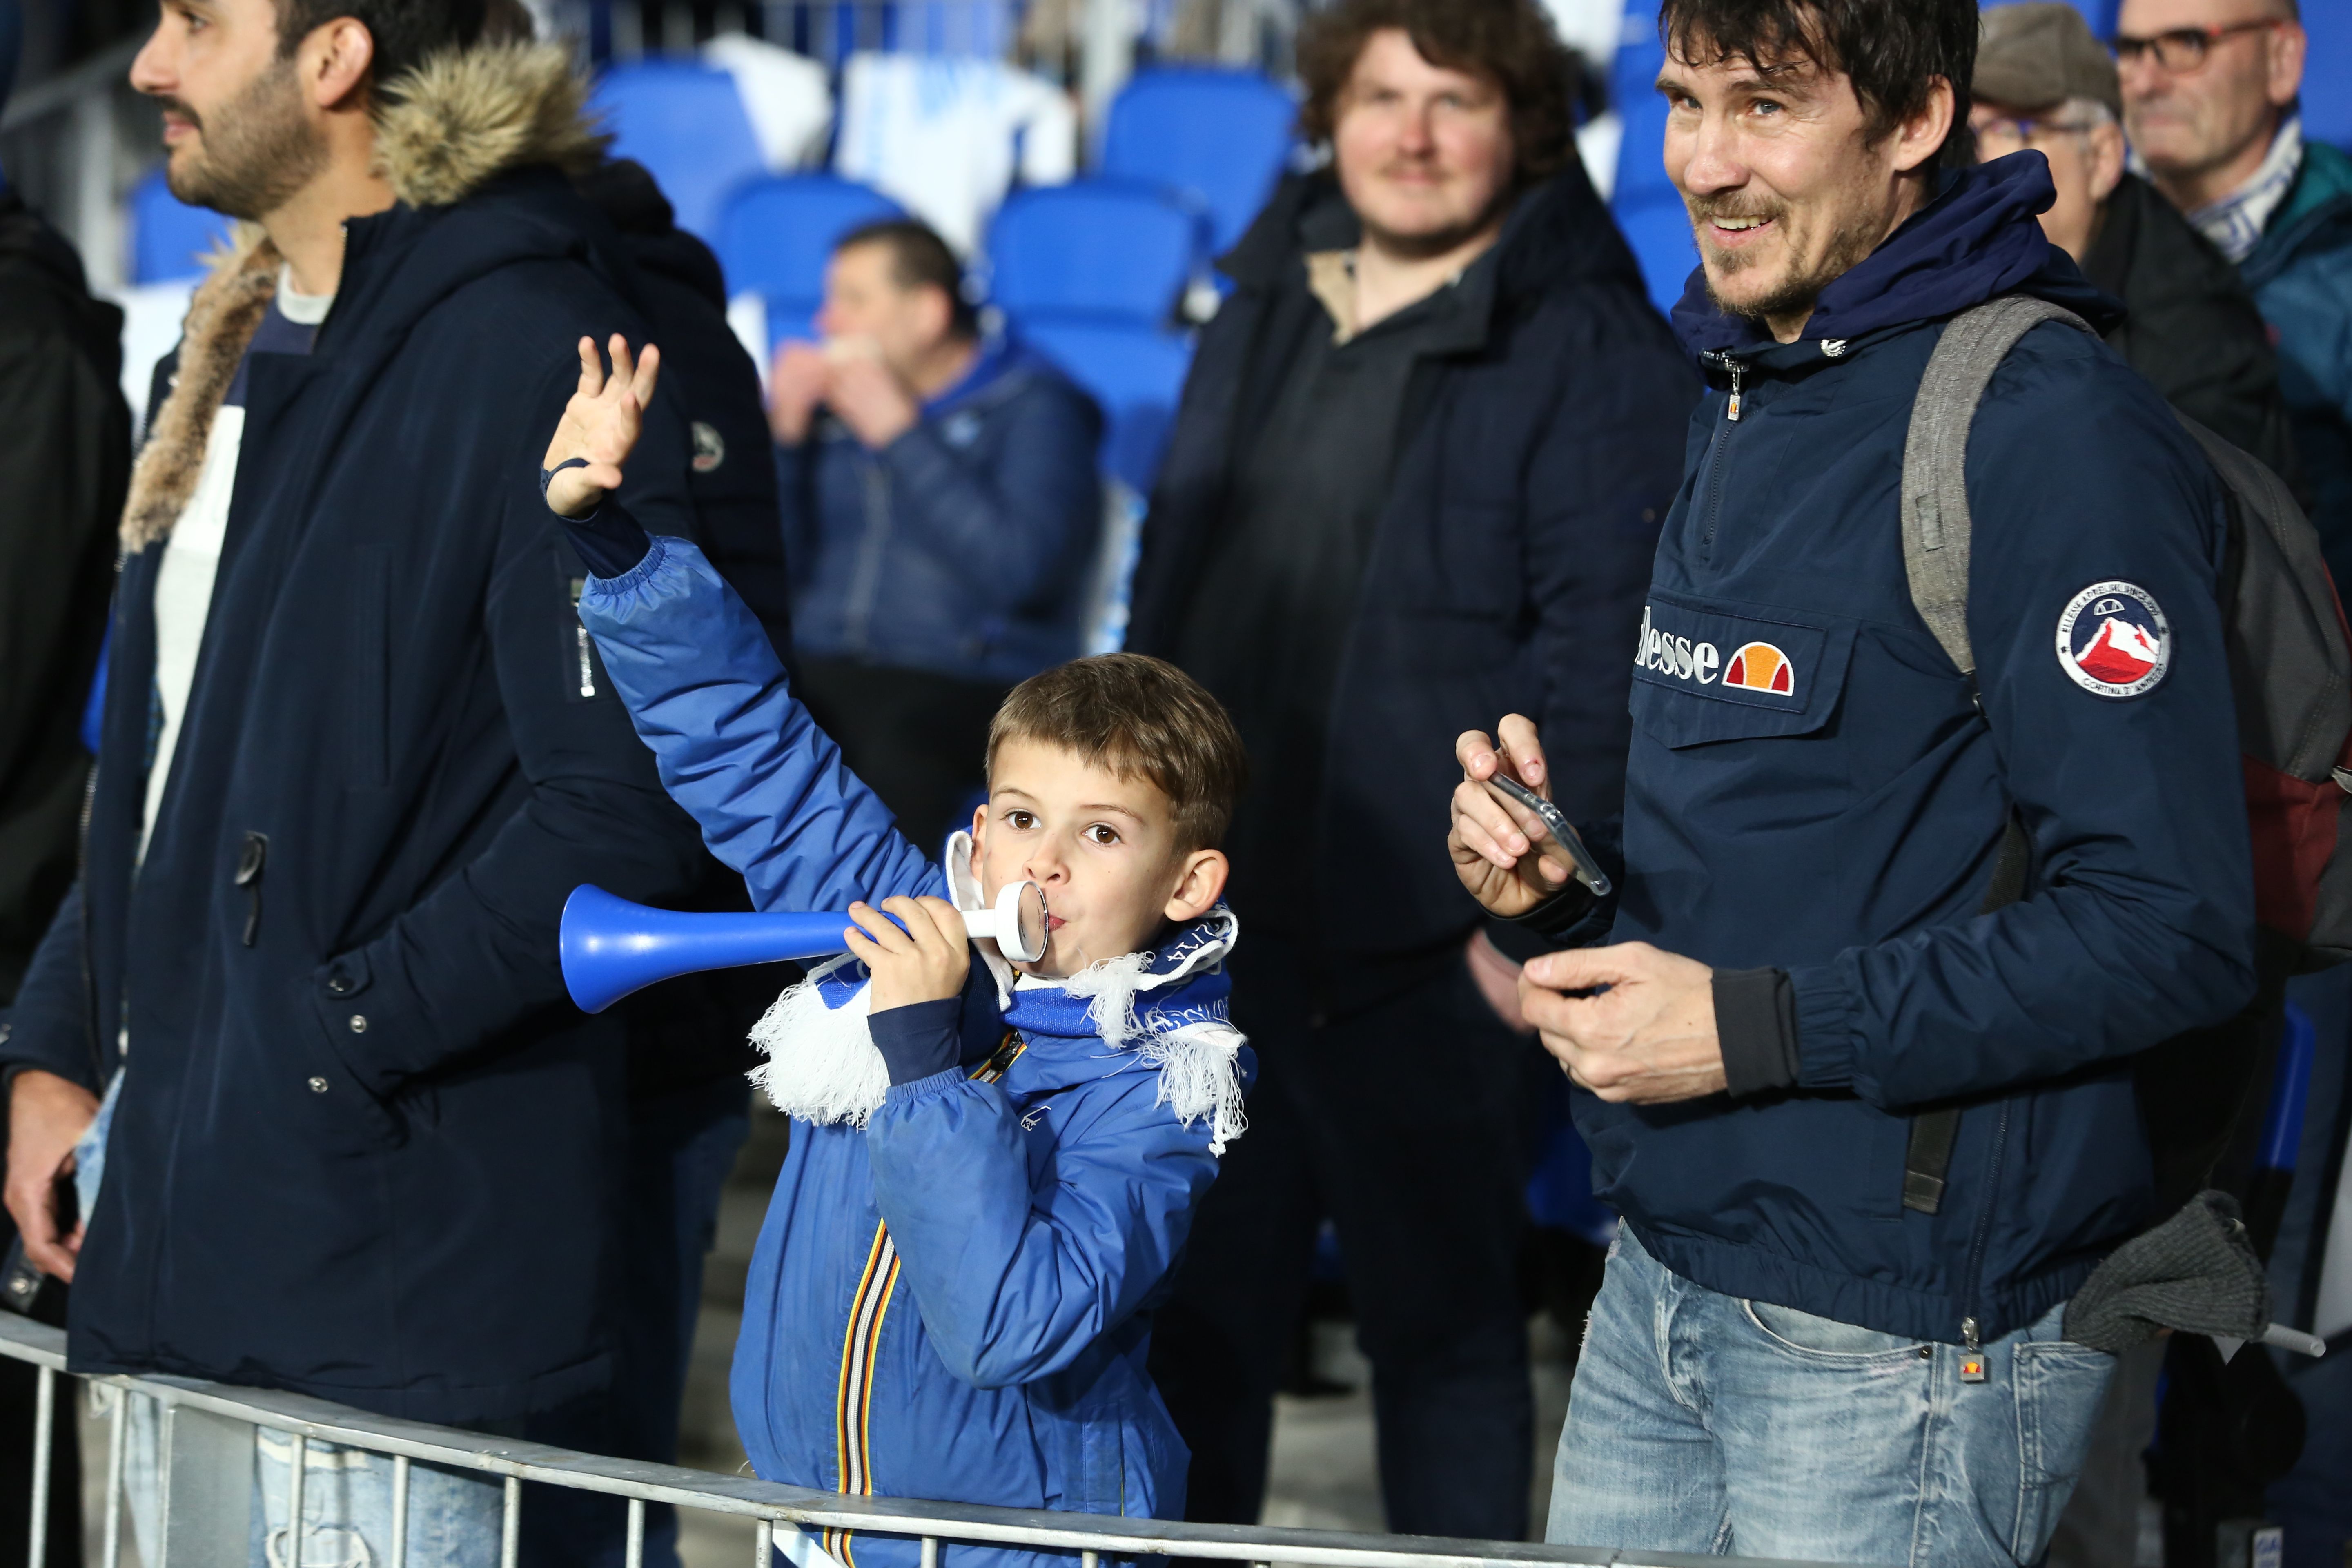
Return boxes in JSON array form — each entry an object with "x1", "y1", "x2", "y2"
[{"x1": 748, "y1": 835, "x2": 1250, "y2": 1153}]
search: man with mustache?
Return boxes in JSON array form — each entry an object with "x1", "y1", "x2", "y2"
[
  {"x1": 0, "y1": 0, "x2": 712, "y2": 1561},
  {"x1": 1125, "y1": 0, "x2": 1693, "y2": 1538},
  {"x1": 1449, "y1": 0, "x2": 2257, "y2": 1561}
]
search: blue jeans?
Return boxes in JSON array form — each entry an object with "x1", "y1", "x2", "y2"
[{"x1": 1547, "y1": 1227, "x2": 2116, "y2": 1567}]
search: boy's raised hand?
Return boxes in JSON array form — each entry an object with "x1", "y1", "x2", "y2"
[
  {"x1": 543, "y1": 334, "x2": 662, "y2": 519},
  {"x1": 845, "y1": 897, "x2": 971, "y2": 1013}
]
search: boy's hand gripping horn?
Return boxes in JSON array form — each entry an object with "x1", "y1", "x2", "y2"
[{"x1": 559, "y1": 881, "x2": 1050, "y2": 1014}]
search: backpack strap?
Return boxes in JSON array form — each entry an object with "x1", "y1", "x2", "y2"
[{"x1": 1896, "y1": 296, "x2": 2099, "y2": 1216}]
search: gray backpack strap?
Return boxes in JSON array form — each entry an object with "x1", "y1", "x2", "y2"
[
  {"x1": 1896, "y1": 296, "x2": 2098, "y2": 1216},
  {"x1": 1899, "y1": 295, "x2": 2100, "y2": 684}
]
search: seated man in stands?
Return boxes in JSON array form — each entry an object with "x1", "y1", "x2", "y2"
[
  {"x1": 549, "y1": 335, "x2": 1250, "y2": 1561},
  {"x1": 768, "y1": 219, "x2": 1104, "y2": 856}
]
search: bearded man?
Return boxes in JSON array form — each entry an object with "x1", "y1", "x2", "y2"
[{"x1": 0, "y1": 0, "x2": 710, "y2": 1562}]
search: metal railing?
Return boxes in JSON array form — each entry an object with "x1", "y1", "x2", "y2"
[{"x1": 0, "y1": 1310, "x2": 1822, "y2": 1568}]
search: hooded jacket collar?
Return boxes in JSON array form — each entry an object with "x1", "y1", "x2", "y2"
[
  {"x1": 120, "y1": 42, "x2": 608, "y2": 553},
  {"x1": 1670, "y1": 152, "x2": 2121, "y2": 367}
]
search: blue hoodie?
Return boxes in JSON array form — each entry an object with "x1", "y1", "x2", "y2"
[
  {"x1": 575, "y1": 535, "x2": 1254, "y2": 1568},
  {"x1": 1572, "y1": 154, "x2": 2256, "y2": 1345}
]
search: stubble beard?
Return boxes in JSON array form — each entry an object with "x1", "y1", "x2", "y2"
[
  {"x1": 1691, "y1": 187, "x2": 1891, "y2": 327},
  {"x1": 163, "y1": 55, "x2": 329, "y2": 223}
]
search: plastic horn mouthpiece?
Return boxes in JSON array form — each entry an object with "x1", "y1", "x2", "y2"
[{"x1": 965, "y1": 880, "x2": 1049, "y2": 964}]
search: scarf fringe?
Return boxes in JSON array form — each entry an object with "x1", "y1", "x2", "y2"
[{"x1": 746, "y1": 957, "x2": 888, "y2": 1127}]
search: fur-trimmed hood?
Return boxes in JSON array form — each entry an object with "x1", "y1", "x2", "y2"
[{"x1": 120, "y1": 42, "x2": 608, "y2": 552}]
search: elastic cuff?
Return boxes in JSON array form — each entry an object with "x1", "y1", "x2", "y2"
[
  {"x1": 559, "y1": 498, "x2": 654, "y2": 580},
  {"x1": 1512, "y1": 885, "x2": 1599, "y2": 937},
  {"x1": 868, "y1": 996, "x2": 964, "y2": 1085},
  {"x1": 1786, "y1": 963, "x2": 1860, "y2": 1089},
  {"x1": 1715, "y1": 968, "x2": 1798, "y2": 1098},
  {"x1": 582, "y1": 530, "x2": 670, "y2": 598},
  {"x1": 882, "y1": 1065, "x2": 971, "y2": 1106}
]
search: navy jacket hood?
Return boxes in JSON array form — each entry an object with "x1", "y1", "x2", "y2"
[{"x1": 1671, "y1": 153, "x2": 2122, "y2": 357}]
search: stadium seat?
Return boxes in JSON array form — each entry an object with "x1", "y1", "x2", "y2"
[
  {"x1": 987, "y1": 180, "x2": 1201, "y2": 328},
  {"x1": 1100, "y1": 67, "x2": 1297, "y2": 255},
  {"x1": 2305, "y1": 4, "x2": 2351, "y2": 152},
  {"x1": 1018, "y1": 318, "x2": 1192, "y2": 495},
  {"x1": 715, "y1": 174, "x2": 902, "y2": 346},
  {"x1": 129, "y1": 166, "x2": 235, "y2": 284},
  {"x1": 590, "y1": 58, "x2": 767, "y2": 242},
  {"x1": 1608, "y1": 0, "x2": 1670, "y2": 209},
  {"x1": 1616, "y1": 192, "x2": 1698, "y2": 316}
]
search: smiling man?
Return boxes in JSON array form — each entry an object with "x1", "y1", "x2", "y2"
[
  {"x1": 1444, "y1": 0, "x2": 2258, "y2": 1562},
  {"x1": 0, "y1": 0, "x2": 714, "y2": 1563},
  {"x1": 1124, "y1": 0, "x2": 1693, "y2": 1537}
]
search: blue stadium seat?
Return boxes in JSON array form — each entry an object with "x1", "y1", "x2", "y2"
[
  {"x1": 1609, "y1": 0, "x2": 1670, "y2": 209},
  {"x1": 1018, "y1": 318, "x2": 1192, "y2": 494},
  {"x1": 987, "y1": 180, "x2": 1201, "y2": 327},
  {"x1": 2305, "y1": 5, "x2": 2352, "y2": 152},
  {"x1": 129, "y1": 166, "x2": 235, "y2": 284},
  {"x1": 1100, "y1": 67, "x2": 1296, "y2": 255},
  {"x1": 1982, "y1": 0, "x2": 2118, "y2": 34},
  {"x1": 715, "y1": 175, "x2": 902, "y2": 346},
  {"x1": 1616, "y1": 192, "x2": 1698, "y2": 316},
  {"x1": 590, "y1": 58, "x2": 767, "y2": 242}
]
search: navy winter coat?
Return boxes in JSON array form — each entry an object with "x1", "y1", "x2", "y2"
[
  {"x1": 782, "y1": 341, "x2": 1104, "y2": 686},
  {"x1": 1579, "y1": 155, "x2": 2258, "y2": 1345},
  {"x1": 1126, "y1": 165, "x2": 1696, "y2": 955},
  {"x1": 1, "y1": 80, "x2": 710, "y2": 1420}
]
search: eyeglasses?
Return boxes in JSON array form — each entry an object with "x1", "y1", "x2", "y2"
[
  {"x1": 1974, "y1": 114, "x2": 2106, "y2": 152},
  {"x1": 2110, "y1": 18, "x2": 2281, "y2": 74}
]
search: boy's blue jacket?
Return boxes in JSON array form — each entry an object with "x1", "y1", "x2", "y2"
[
  {"x1": 577, "y1": 535, "x2": 1249, "y2": 1566},
  {"x1": 1571, "y1": 154, "x2": 2258, "y2": 1347}
]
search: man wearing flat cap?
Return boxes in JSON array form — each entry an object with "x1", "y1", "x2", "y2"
[{"x1": 1973, "y1": 1, "x2": 2293, "y2": 477}]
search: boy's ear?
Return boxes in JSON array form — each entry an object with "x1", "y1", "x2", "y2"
[
  {"x1": 1163, "y1": 848, "x2": 1228, "y2": 924},
  {"x1": 967, "y1": 805, "x2": 987, "y2": 871}
]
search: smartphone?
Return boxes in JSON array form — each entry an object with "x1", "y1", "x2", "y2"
[{"x1": 1483, "y1": 773, "x2": 1613, "y2": 898}]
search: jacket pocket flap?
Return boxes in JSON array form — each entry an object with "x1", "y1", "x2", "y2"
[{"x1": 1630, "y1": 593, "x2": 1857, "y2": 746}]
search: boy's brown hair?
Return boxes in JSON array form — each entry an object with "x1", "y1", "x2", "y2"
[{"x1": 987, "y1": 654, "x2": 1248, "y2": 853}]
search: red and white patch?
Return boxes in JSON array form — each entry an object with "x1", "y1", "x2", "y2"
[{"x1": 2056, "y1": 581, "x2": 2171, "y2": 698}]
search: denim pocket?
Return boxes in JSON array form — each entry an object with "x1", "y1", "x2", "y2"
[
  {"x1": 2010, "y1": 1338, "x2": 2116, "y2": 1557},
  {"x1": 1742, "y1": 1299, "x2": 1927, "y2": 1362}
]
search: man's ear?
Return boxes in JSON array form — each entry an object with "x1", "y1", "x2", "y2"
[
  {"x1": 2088, "y1": 119, "x2": 2127, "y2": 205},
  {"x1": 2265, "y1": 21, "x2": 2306, "y2": 109},
  {"x1": 1891, "y1": 76, "x2": 1957, "y2": 176},
  {"x1": 1163, "y1": 848, "x2": 1229, "y2": 924},
  {"x1": 304, "y1": 16, "x2": 375, "y2": 112}
]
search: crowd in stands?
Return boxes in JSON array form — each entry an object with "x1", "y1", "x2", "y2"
[{"x1": 0, "y1": 0, "x2": 2350, "y2": 1567}]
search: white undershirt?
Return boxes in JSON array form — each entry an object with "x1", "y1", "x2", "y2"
[{"x1": 138, "y1": 270, "x2": 333, "y2": 862}]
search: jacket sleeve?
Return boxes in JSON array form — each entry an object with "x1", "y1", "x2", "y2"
[
  {"x1": 1785, "y1": 332, "x2": 2258, "y2": 1109},
  {"x1": 1520, "y1": 299, "x2": 1697, "y2": 827},
  {"x1": 0, "y1": 881, "x2": 98, "y2": 1088},
  {"x1": 876, "y1": 378, "x2": 1103, "y2": 616},
  {"x1": 577, "y1": 531, "x2": 942, "y2": 911},
  {"x1": 864, "y1": 1060, "x2": 1218, "y2": 1389}
]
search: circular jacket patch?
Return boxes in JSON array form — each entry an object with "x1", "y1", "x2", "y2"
[{"x1": 2056, "y1": 581, "x2": 2171, "y2": 697}]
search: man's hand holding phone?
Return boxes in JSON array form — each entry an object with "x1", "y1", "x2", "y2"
[{"x1": 1450, "y1": 715, "x2": 1597, "y2": 918}]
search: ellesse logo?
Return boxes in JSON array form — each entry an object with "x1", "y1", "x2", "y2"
[{"x1": 1635, "y1": 608, "x2": 1798, "y2": 698}]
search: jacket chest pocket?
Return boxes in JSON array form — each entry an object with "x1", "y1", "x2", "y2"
[{"x1": 1628, "y1": 593, "x2": 1856, "y2": 751}]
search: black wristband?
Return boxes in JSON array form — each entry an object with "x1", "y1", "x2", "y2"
[{"x1": 868, "y1": 996, "x2": 965, "y2": 1086}]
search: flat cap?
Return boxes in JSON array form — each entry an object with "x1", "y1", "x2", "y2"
[{"x1": 1974, "y1": 2, "x2": 2122, "y2": 119}]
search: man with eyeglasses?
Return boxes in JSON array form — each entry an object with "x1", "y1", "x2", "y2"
[
  {"x1": 2117, "y1": 0, "x2": 2348, "y2": 584},
  {"x1": 1973, "y1": 2, "x2": 2292, "y2": 479}
]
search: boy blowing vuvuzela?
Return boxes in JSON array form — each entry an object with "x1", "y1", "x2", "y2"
[{"x1": 539, "y1": 334, "x2": 1255, "y2": 1565}]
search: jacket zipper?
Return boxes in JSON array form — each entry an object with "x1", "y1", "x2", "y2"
[
  {"x1": 1957, "y1": 1100, "x2": 2012, "y2": 1361},
  {"x1": 1697, "y1": 352, "x2": 1746, "y2": 560}
]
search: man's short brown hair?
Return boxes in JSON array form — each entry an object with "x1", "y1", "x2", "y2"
[
  {"x1": 987, "y1": 654, "x2": 1248, "y2": 853},
  {"x1": 1296, "y1": 0, "x2": 1583, "y2": 187}
]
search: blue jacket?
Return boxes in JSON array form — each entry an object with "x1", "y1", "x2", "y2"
[
  {"x1": 782, "y1": 341, "x2": 1105, "y2": 686},
  {"x1": 0, "y1": 156, "x2": 713, "y2": 1418},
  {"x1": 2243, "y1": 139, "x2": 2352, "y2": 591},
  {"x1": 1575, "y1": 155, "x2": 2258, "y2": 1346},
  {"x1": 576, "y1": 536, "x2": 1250, "y2": 1566}
]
